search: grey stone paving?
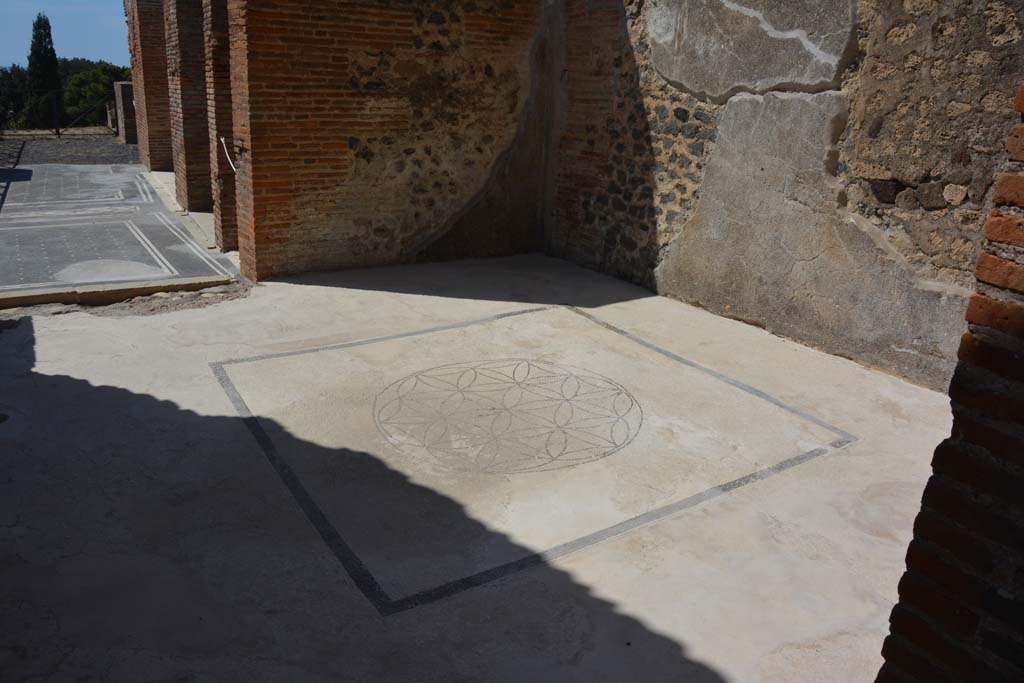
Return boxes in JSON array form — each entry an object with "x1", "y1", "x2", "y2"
[
  {"x1": 0, "y1": 164, "x2": 234, "y2": 294},
  {"x1": 0, "y1": 135, "x2": 139, "y2": 165}
]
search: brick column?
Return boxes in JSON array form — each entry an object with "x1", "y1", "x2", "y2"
[
  {"x1": 124, "y1": 0, "x2": 173, "y2": 171},
  {"x1": 203, "y1": 0, "x2": 236, "y2": 251},
  {"x1": 165, "y1": 0, "x2": 212, "y2": 212},
  {"x1": 113, "y1": 82, "x2": 137, "y2": 144},
  {"x1": 878, "y1": 84, "x2": 1024, "y2": 682},
  {"x1": 226, "y1": 0, "x2": 255, "y2": 277}
]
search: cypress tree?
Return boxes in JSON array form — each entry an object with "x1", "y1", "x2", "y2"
[{"x1": 26, "y1": 13, "x2": 62, "y2": 129}]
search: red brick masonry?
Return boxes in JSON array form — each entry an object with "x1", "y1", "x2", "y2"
[
  {"x1": 204, "y1": 0, "x2": 237, "y2": 250},
  {"x1": 165, "y1": 0, "x2": 213, "y2": 211},
  {"x1": 124, "y1": 0, "x2": 173, "y2": 171},
  {"x1": 225, "y1": 0, "x2": 541, "y2": 280}
]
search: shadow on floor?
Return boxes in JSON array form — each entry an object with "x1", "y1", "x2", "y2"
[
  {"x1": 272, "y1": 253, "x2": 655, "y2": 309},
  {"x1": 0, "y1": 140, "x2": 26, "y2": 168},
  {"x1": 0, "y1": 168, "x2": 32, "y2": 214},
  {"x1": 0, "y1": 135, "x2": 138, "y2": 166},
  {"x1": 0, "y1": 143, "x2": 29, "y2": 213},
  {"x1": 0, "y1": 317, "x2": 724, "y2": 682}
]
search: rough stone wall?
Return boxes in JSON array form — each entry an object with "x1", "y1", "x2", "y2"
[
  {"x1": 877, "y1": 85, "x2": 1024, "y2": 683},
  {"x1": 227, "y1": 0, "x2": 545, "y2": 280},
  {"x1": 124, "y1": 0, "x2": 173, "y2": 171},
  {"x1": 845, "y1": 0, "x2": 1024, "y2": 291},
  {"x1": 114, "y1": 82, "x2": 137, "y2": 145},
  {"x1": 546, "y1": 0, "x2": 1024, "y2": 388},
  {"x1": 414, "y1": 2, "x2": 559, "y2": 264},
  {"x1": 165, "y1": 0, "x2": 213, "y2": 212},
  {"x1": 547, "y1": 0, "x2": 714, "y2": 289},
  {"x1": 203, "y1": 0, "x2": 237, "y2": 251}
]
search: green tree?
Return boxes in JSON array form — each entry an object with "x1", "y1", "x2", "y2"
[
  {"x1": 25, "y1": 13, "x2": 62, "y2": 129},
  {"x1": 0, "y1": 64, "x2": 29, "y2": 129},
  {"x1": 59, "y1": 57, "x2": 104, "y2": 84},
  {"x1": 63, "y1": 62, "x2": 131, "y2": 126}
]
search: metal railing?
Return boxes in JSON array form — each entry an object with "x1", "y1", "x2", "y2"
[{"x1": 12, "y1": 88, "x2": 116, "y2": 138}]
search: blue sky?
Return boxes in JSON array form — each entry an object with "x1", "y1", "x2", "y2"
[{"x1": 1, "y1": 0, "x2": 130, "y2": 67}]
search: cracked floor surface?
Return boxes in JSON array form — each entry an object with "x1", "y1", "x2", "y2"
[{"x1": 0, "y1": 255, "x2": 950, "y2": 682}]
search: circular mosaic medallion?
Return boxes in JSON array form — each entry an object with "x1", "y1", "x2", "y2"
[{"x1": 373, "y1": 359, "x2": 643, "y2": 475}]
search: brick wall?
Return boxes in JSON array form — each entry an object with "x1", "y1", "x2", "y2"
[
  {"x1": 114, "y1": 81, "x2": 137, "y2": 145},
  {"x1": 878, "y1": 84, "x2": 1024, "y2": 682},
  {"x1": 203, "y1": 0, "x2": 237, "y2": 250},
  {"x1": 166, "y1": 0, "x2": 213, "y2": 212},
  {"x1": 124, "y1": 0, "x2": 173, "y2": 171},
  {"x1": 226, "y1": 0, "x2": 255, "y2": 275},
  {"x1": 226, "y1": 0, "x2": 543, "y2": 280},
  {"x1": 547, "y1": 0, "x2": 712, "y2": 289}
]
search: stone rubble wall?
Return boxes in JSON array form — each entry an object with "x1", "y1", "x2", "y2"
[
  {"x1": 545, "y1": 0, "x2": 1024, "y2": 389},
  {"x1": 546, "y1": 0, "x2": 717, "y2": 289},
  {"x1": 846, "y1": 0, "x2": 1024, "y2": 291},
  {"x1": 878, "y1": 81, "x2": 1024, "y2": 683}
]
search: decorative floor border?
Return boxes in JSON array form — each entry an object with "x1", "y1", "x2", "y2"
[
  {"x1": 211, "y1": 305, "x2": 858, "y2": 616},
  {"x1": 0, "y1": 172, "x2": 233, "y2": 291},
  {"x1": 0, "y1": 220, "x2": 178, "y2": 292}
]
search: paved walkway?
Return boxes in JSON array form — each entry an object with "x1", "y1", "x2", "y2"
[
  {"x1": 0, "y1": 164, "x2": 234, "y2": 302},
  {"x1": 0, "y1": 256, "x2": 950, "y2": 682},
  {"x1": 0, "y1": 133, "x2": 139, "y2": 165}
]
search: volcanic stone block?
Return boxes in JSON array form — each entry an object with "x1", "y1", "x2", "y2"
[
  {"x1": 917, "y1": 182, "x2": 948, "y2": 210},
  {"x1": 647, "y1": 0, "x2": 855, "y2": 102}
]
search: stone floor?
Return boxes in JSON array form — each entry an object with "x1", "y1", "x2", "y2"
[
  {"x1": 0, "y1": 133, "x2": 140, "y2": 165},
  {"x1": 0, "y1": 164, "x2": 234, "y2": 299},
  {"x1": 0, "y1": 256, "x2": 951, "y2": 682}
]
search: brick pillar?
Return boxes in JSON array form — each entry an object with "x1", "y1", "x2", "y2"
[
  {"x1": 227, "y1": 0, "x2": 255, "y2": 277},
  {"x1": 877, "y1": 84, "x2": 1024, "y2": 682},
  {"x1": 114, "y1": 82, "x2": 137, "y2": 145},
  {"x1": 165, "y1": 0, "x2": 212, "y2": 212},
  {"x1": 203, "y1": 0, "x2": 236, "y2": 251},
  {"x1": 124, "y1": 0, "x2": 173, "y2": 171}
]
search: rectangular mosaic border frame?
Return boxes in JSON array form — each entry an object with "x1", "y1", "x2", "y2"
[
  {"x1": 211, "y1": 305, "x2": 858, "y2": 616},
  {"x1": 0, "y1": 220, "x2": 177, "y2": 291},
  {"x1": 0, "y1": 172, "x2": 233, "y2": 289}
]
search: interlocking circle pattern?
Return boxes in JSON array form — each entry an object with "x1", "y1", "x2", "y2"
[{"x1": 373, "y1": 359, "x2": 643, "y2": 475}]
